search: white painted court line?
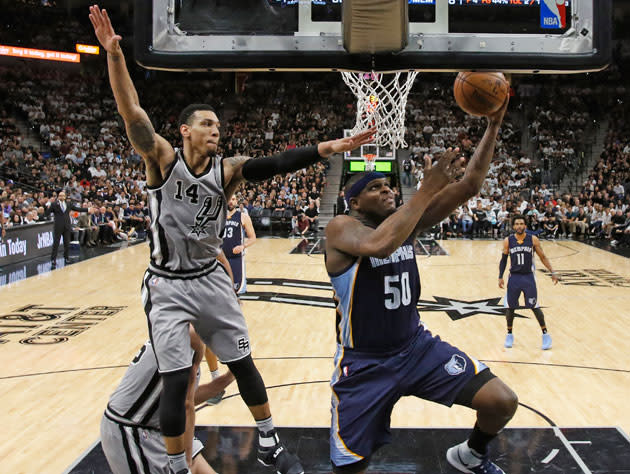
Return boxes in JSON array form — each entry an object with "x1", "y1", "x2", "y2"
[
  {"x1": 541, "y1": 448, "x2": 559, "y2": 464},
  {"x1": 553, "y1": 427, "x2": 592, "y2": 474}
]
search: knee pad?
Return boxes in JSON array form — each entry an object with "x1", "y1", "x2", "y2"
[
  {"x1": 227, "y1": 355, "x2": 268, "y2": 406},
  {"x1": 159, "y1": 368, "x2": 190, "y2": 437},
  {"x1": 454, "y1": 368, "x2": 497, "y2": 408}
]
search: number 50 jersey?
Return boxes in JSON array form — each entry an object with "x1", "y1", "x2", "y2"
[
  {"x1": 147, "y1": 150, "x2": 226, "y2": 277},
  {"x1": 329, "y1": 236, "x2": 421, "y2": 352}
]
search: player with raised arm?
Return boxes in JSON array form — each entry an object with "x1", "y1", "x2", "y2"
[
  {"x1": 325, "y1": 99, "x2": 517, "y2": 474},
  {"x1": 499, "y1": 214, "x2": 559, "y2": 350},
  {"x1": 89, "y1": 5, "x2": 374, "y2": 474}
]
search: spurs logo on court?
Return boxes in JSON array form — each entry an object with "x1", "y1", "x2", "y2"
[
  {"x1": 238, "y1": 279, "x2": 534, "y2": 321},
  {"x1": 189, "y1": 195, "x2": 223, "y2": 238},
  {"x1": 444, "y1": 354, "x2": 466, "y2": 376}
]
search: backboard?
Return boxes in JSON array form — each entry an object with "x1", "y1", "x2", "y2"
[{"x1": 134, "y1": 0, "x2": 611, "y2": 73}]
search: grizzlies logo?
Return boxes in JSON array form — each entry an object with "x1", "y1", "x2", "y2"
[{"x1": 444, "y1": 354, "x2": 467, "y2": 376}]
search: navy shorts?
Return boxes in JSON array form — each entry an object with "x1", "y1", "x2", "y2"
[
  {"x1": 227, "y1": 256, "x2": 246, "y2": 294},
  {"x1": 505, "y1": 272, "x2": 538, "y2": 309},
  {"x1": 330, "y1": 327, "x2": 487, "y2": 467}
]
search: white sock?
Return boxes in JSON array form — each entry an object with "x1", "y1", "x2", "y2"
[
  {"x1": 210, "y1": 369, "x2": 220, "y2": 380},
  {"x1": 168, "y1": 451, "x2": 189, "y2": 473},
  {"x1": 455, "y1": 441, "x2": 483, "y2": 467},
  {"x1": 257, "y1": 416, "x2": 278, "y2": 447}
]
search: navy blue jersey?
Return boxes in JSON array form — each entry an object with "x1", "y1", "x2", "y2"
[
  {"x1": 508, "y1": 233, "x2": 534, "y2": 274},
  {"x1": 222, "y1": 210, "x2": 243, "y2": 258},
  {"x1": 329, "y1": 237, "x2": 421, "y2": 352}
]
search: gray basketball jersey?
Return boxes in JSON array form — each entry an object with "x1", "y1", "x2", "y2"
[
  {"x1": 106, "y1": 340, "x2": 200, "y2": 429},
  {"x1": 147, "y1": 149, "x2": 226, "y2": 276}
]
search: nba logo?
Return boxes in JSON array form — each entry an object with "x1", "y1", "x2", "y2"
[{"x1": 540, "y1": 0, "x2": 567, "y2": 29}]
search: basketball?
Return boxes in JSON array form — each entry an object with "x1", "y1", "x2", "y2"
[{"x1": 453, "y1": 72, "x2": 509, "y2": 117}]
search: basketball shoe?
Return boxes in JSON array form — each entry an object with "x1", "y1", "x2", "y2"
[
  {"x1": 504, "y1": 333, "x2": 514, "y2": 348},
  {"x1": 447, "y1": 442, "x2": 506, "y2": 474},
  {"x1": 542, "y1": 333, "x2": 552, "y2": 350},
  {"x1": 257, "y1": 430, "x2": 304, "y2": 474}
]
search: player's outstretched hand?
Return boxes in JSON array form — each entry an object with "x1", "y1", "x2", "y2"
[
  {"x1": 317, "y1": 127, "x2": 376, "y2": 158},
  {"x1": 89, "y1": 5, "x2": 122, "y2": 55},
  {"x1": 421, "y1": 148, "x2": 465, "y2": 193}
]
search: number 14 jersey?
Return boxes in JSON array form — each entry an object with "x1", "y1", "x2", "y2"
[
  {"x1": 329, "y1": 236, "x2": 421, "y2": 352},
  {"x1": 146, "y1": 150, "x2": 226, "y2": 276}
]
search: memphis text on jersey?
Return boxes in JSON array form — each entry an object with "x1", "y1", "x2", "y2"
[{"x1": 369, "y1": 243, "x2": 415, "y2": 268}]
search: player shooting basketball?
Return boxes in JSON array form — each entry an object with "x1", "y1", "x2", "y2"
[
  {"x1": 89, "y1": 5, "x2": 374, "y2": 474},
  {"x1": 325, "y1": 97, "x2": 515, "y2": 474}
]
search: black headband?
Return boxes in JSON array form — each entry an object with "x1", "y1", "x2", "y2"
[{"x1": 345, "y1": 172, "x2": 386, "y2": 205}]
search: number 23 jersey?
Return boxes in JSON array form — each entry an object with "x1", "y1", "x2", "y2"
[
  {"x1": 147, "y1": 150, "x2": 226, "y2": 274},
  {"x1": 329, "y1": 236, "x2": 421, "y2": 352}
]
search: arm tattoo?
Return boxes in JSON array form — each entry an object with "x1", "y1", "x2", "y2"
[
  {"x1": 223, "y1": 156, "x2": 251, "y2": 195},
  {"x1": 128, "y1": 119, "x2": 156, "y2": 154},
  {"x1": 225, "y1": 156, "x2": 250, "y2": 169}
]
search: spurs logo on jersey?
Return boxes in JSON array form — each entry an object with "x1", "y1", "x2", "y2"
[{"x1": 190, "y1": 195, "x2": 223, "y2": 237}]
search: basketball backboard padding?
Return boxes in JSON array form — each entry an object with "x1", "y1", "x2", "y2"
[
  {"x1": 134, "y1": 0, "x2": 611, "y2": 74},
  {"x1": 343, "y1": 0, "x2": 408, "y2": 54}
]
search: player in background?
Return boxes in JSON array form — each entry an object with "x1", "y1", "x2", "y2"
[
  {"x1": 499, "y1": 214, "x2": 559, "y2": 350},
  {"x1": 222, "y1": 195, "x2": 256, "y2": 295}
]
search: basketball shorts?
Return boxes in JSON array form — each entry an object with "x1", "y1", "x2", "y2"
[
  {"x1": 227, "y1": 255, "x2": 247, "y2": 294},
  {"x1": 142, "y1": 260, "x2": 251, "y2": 373},
  {"x1": 100, "y1": 415, "x2": 204, "y2": 474},
  {"x1": 330, "y1": 327, "x2": 487, "y2": 467},
  {"x1": 505, "y1": 272, "x2": 539, "y2": 309}
]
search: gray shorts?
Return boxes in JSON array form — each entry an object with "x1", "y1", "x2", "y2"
[
  {"x1": 141, "y1": 262, "x2": 251, "y2": 373},
  {"x1": 100, "y1": 415, "x2": 203, "y2": 474}
]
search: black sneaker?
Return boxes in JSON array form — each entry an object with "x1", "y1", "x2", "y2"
[{"x1": 257, "y1": 431, "x2": 304, "y2": 474}]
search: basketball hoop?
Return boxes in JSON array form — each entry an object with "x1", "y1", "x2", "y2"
[
  {"x1": 363, "y1": 153, "x2": 377, "y2": 172},
  {"x1": 342, "y1": 70, "x2": 419, "y2": 150}
]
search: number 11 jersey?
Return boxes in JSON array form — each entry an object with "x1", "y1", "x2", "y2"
[{"x1": 328, "y1": 236, "x2": 421, "y2": 352}]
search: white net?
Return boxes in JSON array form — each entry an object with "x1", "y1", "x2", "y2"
[{"x1": 341, "y1": 71, "x2": 419, "y2": 150}]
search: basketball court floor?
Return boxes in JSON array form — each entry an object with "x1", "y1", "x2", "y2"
[{"x1": 1, "y1": 237, "x2": 629, "y2": 473}]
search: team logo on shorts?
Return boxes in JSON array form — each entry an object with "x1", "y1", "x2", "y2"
[
  {"x1": 528, "y1": 297, "x2": 537, "y2": 306},
  {"x1": 444, "y1": 354, "x2": 467, "y2": 376},
  {"x1": 237, "y1": 337, "x2": 250, "y2": 352}
]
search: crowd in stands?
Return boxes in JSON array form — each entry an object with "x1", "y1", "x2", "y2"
[
  {"x1": 1, "y1": 19, "x2": 630, "y2": 249},
  {"x1": 395, "y1": 70, "x2": 630, "y2": 248},
  {"x1": 0, "y1": 61, "x2": 352, "y2": 244}
]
